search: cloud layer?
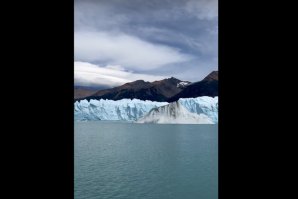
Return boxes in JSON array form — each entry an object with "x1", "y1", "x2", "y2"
[
  {"x1": 75, "y1": 61, "x2": 169, "y2": 87},
  {"x1": 75, "y1": 31, "x2": 193, "y2": 70},
  {"x1": 185, "y1": 0, "x2": 218, "y2": 20},
  {"x1": 74, "y1": 0, "x2": 218, "y2": 86}
]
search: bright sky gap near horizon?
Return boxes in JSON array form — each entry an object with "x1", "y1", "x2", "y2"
[{"x1": 75, "y1": 0, "x2": 218, "y2": 88}]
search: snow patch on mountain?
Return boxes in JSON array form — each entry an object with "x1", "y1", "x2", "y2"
[{"x1": 177, "y1": 81, "x2": 191, "y2": 88}]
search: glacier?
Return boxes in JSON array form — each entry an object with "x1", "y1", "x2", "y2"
[
  {"x1": 136, "y1": 101, "x2": 214, "y2": 124},
  {"x1": 178, "y1": 96, "x2": 218, "y2": 123},
  {"x1": 74, "y1": 96, "x2": 218, "y2": 123},
  {"x1": 74, "y1": 99, "x2": 168, "y2": 121}
]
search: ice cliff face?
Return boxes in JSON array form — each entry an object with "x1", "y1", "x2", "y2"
[
  {"x1": 74, "y1": 99, "x2": 168, "y2": 121},
  {"x1": 74, "y1": 96, "x2": 218, "y2": 123},
  {"x1": 136, "y1": 101, "x2": 214, "y2": 124},
  {"x1": 178, "y1": 96, "x2": 218, "y2": 123}
]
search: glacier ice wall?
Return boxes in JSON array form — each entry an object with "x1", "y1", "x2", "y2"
[
  {"x1": 74, "y1": 96, "x2": 218, "y2": 123},
  {"x1": 178, "y1": 96, "x2": 218, "y2": 123},
  {"x1": 136, "y1": 101, "x2": 214, "y2": 124},
  {"x1": 74, "y1": 99, "x2": 168, "y2": 121}
]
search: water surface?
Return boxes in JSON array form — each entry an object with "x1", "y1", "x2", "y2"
[{"x1": 75, "y1": 122, "x2": 218, "y2": 199}]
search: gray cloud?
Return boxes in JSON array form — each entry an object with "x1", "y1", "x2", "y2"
[
  {"x1": 75, "y1": 31, "x2": 194, "y2": 70},
  {"x1": 185, "y1": 0, "x2": 218, "y2": 20},
  {"x1": 75, "y1": 0, "x2": 218, "y2": 85},
  {"x1": 75, "y1": 61, "x2": 169, "y2": 87}
]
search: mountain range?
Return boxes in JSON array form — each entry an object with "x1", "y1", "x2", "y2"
[
  {"x1": 74, "y1": 86, "x2": 99, "y2": 99},
  {"x1": 74, "y1": 71, "x2": 218, "y2": 102},
  {"x1": 167, "y1": 71, "x2": 218, "y2": 102}
]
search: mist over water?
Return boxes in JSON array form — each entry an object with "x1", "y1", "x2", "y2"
[{"x1": 75, "y1": 122, "x2": 218, "y2": 199}]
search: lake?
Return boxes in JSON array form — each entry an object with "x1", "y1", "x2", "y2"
[{"x1": 75, "y1": 121, "x2": 218, "y2": 199}]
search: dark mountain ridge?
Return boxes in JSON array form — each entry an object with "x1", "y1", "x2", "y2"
[
  {"x1": 167, "y1": 71, "x2": 218, "y2": 102},
  {"x1": 80, "y1": 77, "x2": 186, "y2": 102},
  {"x1": 74, "y1": 86, "x2": 99, "y2": 100},
  {"x1": 75, "y1": 71, "x2": 218, "y2": 102}
]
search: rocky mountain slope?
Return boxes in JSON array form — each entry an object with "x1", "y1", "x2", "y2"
[
  {"x1": 167, "y1": 71, "x2": 218, "y2": 102},
  {"x1": 80, "y1": 77, "x2": 187, "y2": 102}
]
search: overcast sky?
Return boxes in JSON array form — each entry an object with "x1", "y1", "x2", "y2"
[{"x1": 75, "y1": 0, "x2": 218, "y2": 88}]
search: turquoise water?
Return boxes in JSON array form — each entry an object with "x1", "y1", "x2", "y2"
[{"x1": 75, "y1": 122, "x2": 218, "y2": 199}]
